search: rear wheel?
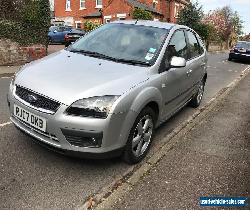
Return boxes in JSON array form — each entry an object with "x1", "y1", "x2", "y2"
[
  {"x1": 228, "y1": 56, "x2": 232, "y2": 61},
  {"x1": 189, "y1": 80, "x2": 205, "y2": 108},
  {"x1": 122, "y1": 107, "x2": 156, "y2": 164}
]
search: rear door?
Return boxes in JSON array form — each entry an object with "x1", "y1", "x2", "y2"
[{"x1": 185, "y1": 30, "x2": 206, "y2": 94}]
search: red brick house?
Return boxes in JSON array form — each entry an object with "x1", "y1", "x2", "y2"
[{"x1": 54, "y1": 0, "x2": 190, "y2": 29}]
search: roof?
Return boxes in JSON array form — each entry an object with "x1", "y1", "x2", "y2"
[
  {"x1": 126, "y1": 0, "x2": 162, "y2": 15},
  {"x1": 112, "y1": 20, "x2": 176, "y2": 30},
  {"x1": 83, "y1": 11, "x2": 102, "y2": 18}
]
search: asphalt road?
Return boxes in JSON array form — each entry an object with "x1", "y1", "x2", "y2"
[{"x1": 0, "y1": 53, "x2": 249, "y2": 210}]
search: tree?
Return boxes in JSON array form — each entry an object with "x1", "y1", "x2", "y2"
[
  {"x1": 203, "y1": 6, "x2": 244, "y2": 48},
  {"x1": 0, "y1": 0, "x2": 51, "y2": 45},
  {"x1": 21, "y1": 0, "x2": 51, "y2": 45},
  {"x1": 0, "y1": 0, "x2": 21, "y2": 20},
  {"x1": 203, "y1": 11, "x2": 227, "y2": 42},
  {"x1": 195, "y1": 23, "x2": 216, "y2": 49},
  {"x1": 132, "y1": 8, "x2": 153, "y2": 20},
  {"x1": 177, "y1": 1, "x2": 214, "y2": 48},
  {"x1": 177, "y1": 1, "x2": 203, "y2": 29}
]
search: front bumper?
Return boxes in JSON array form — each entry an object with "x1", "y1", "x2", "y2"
[
  {"x1": 9, "y1": 89, "x2": 134, "y2": 158},
  {"x1": 229, "y1": 52, "x2": 250, "y2": 61}
]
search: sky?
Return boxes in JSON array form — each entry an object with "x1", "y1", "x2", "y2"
[{"x1": 195, "y1": 0, "x2": 250, "y2": 34}]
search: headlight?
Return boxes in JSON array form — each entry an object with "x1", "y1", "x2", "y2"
[{"x1": 66, "y1": 96, "x2": 120, "y2": 118}]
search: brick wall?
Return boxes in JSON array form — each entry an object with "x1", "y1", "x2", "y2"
[
  {"x1": 103, "y1": 0, "x2": 132, "y2": 21},
  {"x1": 0, "y1": 39, "x2": 47, "y2": 66},
  {"x1": 54, "y1": 0, "x2": 190, "y2": 27}
]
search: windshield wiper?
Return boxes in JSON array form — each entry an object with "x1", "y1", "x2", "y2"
[
  {"x1": 114, "y1": 58, "x2": 151, "y2": 66},
  {"x1": 69, "y1": 49, "x2": 114, "y2": 59},
  {"x1": 69, "y1": 49, "x2": 151, "y2": 66},
  {"x1": 69, "y1": 49, "x2": 122, "y2": 62}
]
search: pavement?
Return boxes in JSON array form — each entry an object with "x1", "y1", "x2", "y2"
[
  {"x1": 97, "y1": 73, "x2": 250, "y2": 210},
  {"x1": 0, "y1": 52, "x2": 249, "y2": 210}
]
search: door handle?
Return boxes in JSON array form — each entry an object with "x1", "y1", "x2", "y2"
[{"x1": 186, "y1": 69, "x2": 193, "y2": 76}]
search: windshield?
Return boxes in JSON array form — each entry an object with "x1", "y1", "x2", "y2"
[
  {"x1": 236, "y1": 42, "x2": 250, "y2": 49},
  {"x1": 67, "y1": 23, "x2": 168, "y2": 65}
]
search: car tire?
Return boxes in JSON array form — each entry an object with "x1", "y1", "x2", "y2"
[
  {"x1": 48, "y1": 37, "x2": 52, "y2": 44},
  {"x1": 189, "y1": 79, "x2": 205, "y2": 108},
  {"x1": 228, "y1": 56, "x2": 232, "y2": 61},
  {"x1": 122, "y1": 107, "x2": 156, "y2": 164}
]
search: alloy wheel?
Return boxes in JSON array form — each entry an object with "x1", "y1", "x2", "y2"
[{"x1": 132, "y1": 115, "x2": 153, "y2": 157}]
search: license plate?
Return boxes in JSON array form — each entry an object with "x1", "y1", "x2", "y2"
[
  {"x1": 72, "y1": 35, "x2": 80, "y2": 38},
  {"x1": 14, "y1": 104, "x2": 46, "y2": 132}
]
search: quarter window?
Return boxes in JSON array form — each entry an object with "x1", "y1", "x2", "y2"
[
  {"x1": 186, "y1": 31, "x2": 201, "y2": 59},
  {"x1": 66, "y1": 0, "x2": 71, "y2": 11},
  {"x1": 168, "y1": 30, "x2": 188, "y2": 60},
  {"x1": 80, "y1": 0, "x2": 86, "y2": 9}
]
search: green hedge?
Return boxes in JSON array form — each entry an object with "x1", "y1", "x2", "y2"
[
  {"x1": 0, "y1": 0, "x2": 50, "y2": 46},
  {"x1": 84, "y1": 21, "x2": 101, "y2": 32},
  {"x1": 132, "y1": 8, "x2": 153, "y2": 20}
]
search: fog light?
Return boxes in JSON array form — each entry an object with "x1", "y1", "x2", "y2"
[{"x1": 61, "y1": 129, "x2": 103, "y2": 148}]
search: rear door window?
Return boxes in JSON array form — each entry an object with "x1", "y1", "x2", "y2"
[{"x1": 186, "y1": 30, "x2": 202, "y2": 59}]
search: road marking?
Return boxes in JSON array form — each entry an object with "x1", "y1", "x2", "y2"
[
  {"x1": 0, "y1": 121, "x2": 12, "y2": 128},
  {"x1": 0, "y1": 77, "x2": 12, "y2": 79}
]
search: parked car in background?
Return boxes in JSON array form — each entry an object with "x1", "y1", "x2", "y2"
[
  {"x1": 48, "y1": 26, "x2": 72, "y2": 44},
  {"x1": 8, "y1": 21, "x2": 207, "y2": 164},
  {"x1": 64, "y1": 29, "x2": 85, "y2": 47},
  {"x1": 228, "y1": 41, "x2": 250, "y2": 62}
]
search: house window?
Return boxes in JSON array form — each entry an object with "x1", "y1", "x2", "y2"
[
  {"x1": 80, "y1": 0, "x2": 86, "y2": 9},
  {"x1": 66, "y1": 0, "x2": 71, "y2": 11},
  {"x1": 153, "y1": 0, "x2": 158, "y2": 9},
  {"x1": 75, "y1": 21, "x2": 82, "y2": 29},
  {"x1": 96, "y1": 0, "x2": 102, "y2": 8},
  {"x1": 104, "y1": 15, "x2": 112, "y2": 23},
  {"x1": 117, "y1": 13, "x2": 126, "y2": 20},
  {"x1": 174, "y1": 3, "x2": 180, "y2": 18}
]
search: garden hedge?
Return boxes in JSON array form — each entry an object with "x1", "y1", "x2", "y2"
[{"x1": 0, "y1": 0, "x2": 51, "y2": 46}]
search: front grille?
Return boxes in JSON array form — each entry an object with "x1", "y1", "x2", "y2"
[{"x1": 15, "y1": 86, "x2": 60, "y2": 113}]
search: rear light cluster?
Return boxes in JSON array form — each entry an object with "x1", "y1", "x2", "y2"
[{"x1": 64, "y1": 35, "x2": 69, "y2": 40}]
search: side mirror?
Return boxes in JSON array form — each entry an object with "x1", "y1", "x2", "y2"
[{"x1": 170, "y1": 56, "x2": 186, "y2": 68}]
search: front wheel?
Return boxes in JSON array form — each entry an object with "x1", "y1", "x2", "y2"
[
  {"x1": 122, "y1": 107, "x2": 156, "y2": 164},
  {"x1": 189, "y1": 80, "x2": 205, "y2": 108}
]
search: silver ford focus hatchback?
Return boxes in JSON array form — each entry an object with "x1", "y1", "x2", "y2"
[{"x1": 8, "y1": 20, "x2": 207, "y2": 164}]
